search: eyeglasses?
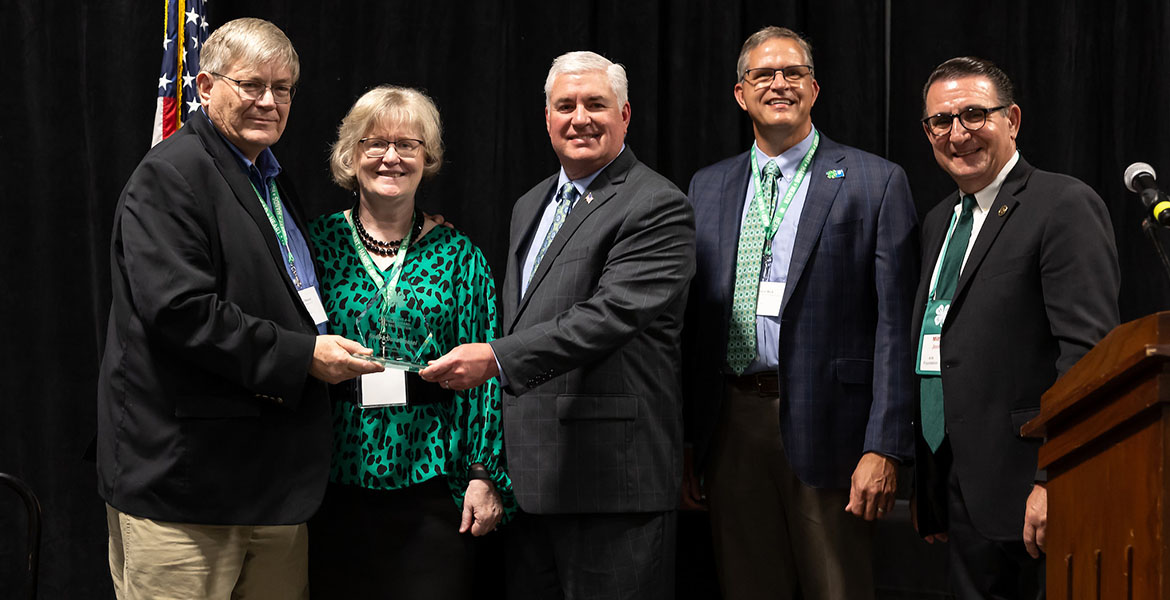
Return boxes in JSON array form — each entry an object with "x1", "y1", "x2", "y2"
[
  {"x1": 359, "y1": 137, "x2": 425, "y2": 159},
  {"x1": 211, "y1": 73, "x2": 296, "y2": 104},
  {"x1": 741, "y1": 65, "x2": 814, "y2": 88},
  {"x1": 921, "y1": 105, "x2": 1008, "y2": 136}
]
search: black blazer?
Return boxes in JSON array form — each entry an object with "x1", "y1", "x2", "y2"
[
  {"x1": 912, "y1": 156, "x2": 1120, "y2": 539},
  {"x1": 96, "y1": 110, "x2": 329, "y2": 525},
  {"x1": 491, "y1": 148, "x2": 696, "y2": 514}
]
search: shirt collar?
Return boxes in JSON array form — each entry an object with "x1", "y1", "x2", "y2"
[
  {"x1": 968, "y1": 150, "x2": 1020, "y2": 213},
  {"x1": 203, "y1": 107, "x2": 283, "y2": 181},
  {"x1": 556, "y1": 145, "x2": 627, "y2": 196},
  {"x1": 752, "y1": 126, "x2": 816, "y2": 178}
]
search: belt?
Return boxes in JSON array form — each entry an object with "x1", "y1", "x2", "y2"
[{"x1": 726, "y1": 372, "x2": 780, "y2": 396}]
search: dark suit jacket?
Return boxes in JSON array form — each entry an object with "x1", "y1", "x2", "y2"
[
  {"x1": 96, "y1": 110, "x2": 330, "y2": 525},
  {"x1": 683, "y1": 133, "x2": 920, "y2": 489},
  {"x1": 911, "y1": 156, "x2": 1120, "y2": 540},
  {"x1": 491, "y1": 148, "x2": 696, "y2": 514}
]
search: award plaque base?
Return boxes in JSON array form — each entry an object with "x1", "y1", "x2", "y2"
[{"x1": 351, "y1": 353, "x2": 427, "y2": 373}]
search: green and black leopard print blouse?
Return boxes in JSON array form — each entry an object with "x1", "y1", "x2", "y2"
[{"x1": 310, "y1": 211, "x2": 513, "y2": 513}]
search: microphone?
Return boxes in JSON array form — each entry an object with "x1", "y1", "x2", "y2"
[{"x1": 1124, "y1": 162, "x2": 1170, "y2": 226}]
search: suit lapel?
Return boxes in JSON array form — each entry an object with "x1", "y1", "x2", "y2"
[
  {"x1": 780, "y1": 136, "x2": 845, "y2": 315},
  {"x1": 504, "y1": 174, "x2": 558, "y2": 331},
  {"x1": 513, "y1": 148, "x2": 636, "y2": 325},
  {"x1": 948, "y1": 157, "x2": 1032, "y2": 313},
  {"x1": 190, "y1": 111, "x2": 296, "y2": 298},
  {"x1": 718, "y1": 154, "x2": 752, "y2": 308}
]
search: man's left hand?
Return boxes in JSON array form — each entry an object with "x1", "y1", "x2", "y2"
[
  {"x1": 419, "y1": 343, "x2": 499, "y2": 390},
  {"x1": 846, "y1": 452, "x2": 897, "y2": 520},
  {"x1": 1022, "y1": 483, "x2": 1047, "y2": 558}
]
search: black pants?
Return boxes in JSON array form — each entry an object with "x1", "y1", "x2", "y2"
[
  {"x1": 309, "y1": 478, "x2": 475, "y2": 598},
  {"x1": 504, "y1": 510, "x2": 677, "y2": 600},
  {"x1": 947, "y1": 468, "x2": 1045, "y2": 600}
]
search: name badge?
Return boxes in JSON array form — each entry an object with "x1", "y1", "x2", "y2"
[
  {"x1": 298, "y1": 286, "x2": 329, "y2": 326},
  {"x1": 359, "y1": 369, "x2": 407, "y2": 407},
  {"x1": 918, "y1": 334, "x2": 941, "y2": 373},
  {"x1": 916, "y1": 299, "x2": 949, "y2": 375},
  {"x1": 756, "y1": 281, "x2": 785, "y2": 317}
]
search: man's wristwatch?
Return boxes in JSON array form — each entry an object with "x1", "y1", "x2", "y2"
[{"x1": 468, "y1": 466, "x2": 492, "y2": 481}]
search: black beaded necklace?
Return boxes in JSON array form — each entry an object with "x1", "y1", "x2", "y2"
[{"x1": 353, "y1": 201, "x2": 423, "y2": 258}]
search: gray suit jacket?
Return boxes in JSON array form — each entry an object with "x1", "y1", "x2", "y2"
[{"x1": 491, "y1": 148, "x2": 696, "y2": 514}]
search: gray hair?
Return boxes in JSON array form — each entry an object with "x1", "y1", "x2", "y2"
[
  {"x1": 735, "y1": 26, "x2": 814, "y2": 81},
  {"x1": 329, "y1": 85, "x2": 445, "y2": 190},
  {"x1": 543, "y1": 51, "x2": 629, "y2": 106},
  {"x1": 200, "y1": 18, "x2": 300, "y2": 83}
]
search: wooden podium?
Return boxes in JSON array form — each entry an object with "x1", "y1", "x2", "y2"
[{"x1": 1023, "y1": 312, "x2": 1170, "y2": 598}]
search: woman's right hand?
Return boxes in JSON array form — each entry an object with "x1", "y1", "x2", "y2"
[{"x1": 459, "y1": 478, "x2": 503, "y2": 536}]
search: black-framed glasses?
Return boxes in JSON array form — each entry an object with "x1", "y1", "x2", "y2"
[
  {"x1": 211, "y1": 72, "x2": 296, "y2": 104},
  {"x1": 741, "y1": 65, "x2": 814, "y2": 87},
  {"x1": 922, "y1": 105, "x2": 1008, "y2": 136},
  {"x1": 359, "y1": 137, "x2": 425, "y2": 159}
]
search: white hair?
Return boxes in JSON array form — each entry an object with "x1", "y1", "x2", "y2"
[{"x1": 543, "y1": 51, "x2": 628, "y2": 106}]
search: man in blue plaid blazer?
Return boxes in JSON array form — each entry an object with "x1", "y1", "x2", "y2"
[
  {"x1": 423, "y1": 51, "x2": 695, "y2": 599},
  {"x1": 680, "y1": 27, "x2": 920, "y2": 599}
]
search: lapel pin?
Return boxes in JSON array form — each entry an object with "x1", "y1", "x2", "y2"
[
  {"x1": 826, "y1": 169, "x2": 845, "y2": 179},
  {"x1": 997, "y1": 205, "x2": 1008, "y2": 217},
  {"x1": 585, "y1": 193, "x2": 594, "y2": 204}
]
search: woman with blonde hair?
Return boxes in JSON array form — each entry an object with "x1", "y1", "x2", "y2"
[{"x1": 307, "y1": 85, "x2": 511, "y2": 596}]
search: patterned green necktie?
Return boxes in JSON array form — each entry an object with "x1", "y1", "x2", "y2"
[
  {"x1": 920, "y1": 194, "x2": 978, "y2": 452},
  {"x1": 531, "y1": 182, "x2": 578, "y2": 278},
  {"x1": 726, "y1": 161, "x2": 780, "y2": 374}
]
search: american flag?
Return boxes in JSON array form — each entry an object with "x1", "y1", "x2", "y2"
[{"x1": 152, "y1": 0, "x2": 208, "y2": 146}]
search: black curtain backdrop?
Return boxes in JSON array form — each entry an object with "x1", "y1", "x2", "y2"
[{"x1": 2, "y1": 1, "x2": 1167, "y2": 597}]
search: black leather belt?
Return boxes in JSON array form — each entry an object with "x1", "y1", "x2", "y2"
[{"x1": 727, "y1": 372, "x2": 780, "y2": 396}]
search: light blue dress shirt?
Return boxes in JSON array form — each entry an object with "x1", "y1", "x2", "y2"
[
  {"x1": 519, "y1": 147, "x2": 624, "y2": 300},
  {"x1": 215, "y1": 120, "x2": 327, "y2": 335},
  {"x1": 741, "y1": 127, "x2": 816, "y2": 374}
]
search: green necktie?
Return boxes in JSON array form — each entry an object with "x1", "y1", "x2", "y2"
[
  {"x1": 531, "y1": 182, "x2": 578, "y2": 278},
  {"x1": 920, "y1": 194, "x2": 978, "y2": 452},
  {"x1": 726, "y1": 160, "x2": 780, "y2": 374}
]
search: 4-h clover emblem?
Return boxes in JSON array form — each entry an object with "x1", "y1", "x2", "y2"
[{"x1": 933, "y1": 303, "x2": 949, "y2": 327}]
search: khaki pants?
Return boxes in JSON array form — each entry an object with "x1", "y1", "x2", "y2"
[
  {"x1": 706, "y1": 383, "x2": 875, "y2": 600},
  {"x1": 106, "y1": 505, "x2": 309, "y2": 600}
]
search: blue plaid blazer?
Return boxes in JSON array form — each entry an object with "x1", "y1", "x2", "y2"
[{"x1": 682, "y1": 133, "x2": 919, "y2": 489}]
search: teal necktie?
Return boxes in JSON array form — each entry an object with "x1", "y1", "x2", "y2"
[
  {"x1": 726, "y1": 161, "x2": 780, "y2": 374},
  {"x1": 920, "y1": 194, "x2": 978, "y2": 452},
  {"x1": 531, "y1": 182, "x2": 578, "y2": 278}
]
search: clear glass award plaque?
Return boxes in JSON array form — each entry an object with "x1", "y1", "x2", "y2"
[{"x1": 351, "y1": 286, "x2": 437, "y2": 372}]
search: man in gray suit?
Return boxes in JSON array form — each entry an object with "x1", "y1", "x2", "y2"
[{"x1": 422, "y1": 50, "x2": 695, "y2": 599}]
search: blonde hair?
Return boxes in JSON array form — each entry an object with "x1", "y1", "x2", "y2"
[
  {"x1": 200, "y1": 18, "x2": 300, "y2": 82},
  {"x1": 329, "y1": 86, "x2": 444, "y2": 190}
]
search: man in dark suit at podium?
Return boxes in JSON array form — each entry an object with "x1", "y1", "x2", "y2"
[{"x1": 912, "y1": 56, "x2": 1120, "y2": 598}]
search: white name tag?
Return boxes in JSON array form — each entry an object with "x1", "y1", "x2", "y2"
[
  {"x1": 298, "y1": 286, "x2": 329, "y2": 326},
  {"x1": 919, "y1": 334, "x2": 941, "y2": 372},
  {"x1": 756, "y1": 281, "x2": 785, "y2": 317},
  {"x1": 360, "y1": 369, "x2": 407, "y2": 407}
]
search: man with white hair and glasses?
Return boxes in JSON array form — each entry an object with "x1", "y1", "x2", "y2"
[{"x1": 96, "y1": 17, "x2": 380, "y2": 598}]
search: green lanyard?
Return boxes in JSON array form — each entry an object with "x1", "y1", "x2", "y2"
[
  {"x1": 251, "y1": 179, "x2": 302, "y2": 289},
  {"x1": 748, "y1": 130, "x2": 820, "y2": 257},
  {"x1": 926, "y1": 208, "x2": 962, "y2": 302},
  {"x1": 343, "y1": 208, "x2": 416, "y2": 312}
]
